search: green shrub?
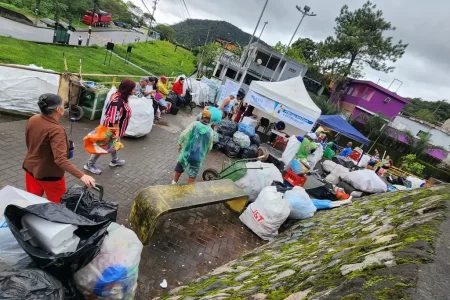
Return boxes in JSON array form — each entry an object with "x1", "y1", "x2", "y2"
[
  {"x1": 401, "y1": 154, "x2": 425, "y2": 176},
  {"x1": 421, "y1": 162, "x2": 450, "y2": 183}
]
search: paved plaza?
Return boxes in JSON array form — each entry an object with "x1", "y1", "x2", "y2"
[{"x1": 0, "y1": 107, "x2": 264, "y2": 298}]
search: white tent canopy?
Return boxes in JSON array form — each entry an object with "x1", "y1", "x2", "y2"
[{"x1": 245, "y1": 76, "x2": 321, "y2": 133}]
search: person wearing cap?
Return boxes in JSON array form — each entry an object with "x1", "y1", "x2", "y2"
[
  {"x1": 171, "y1": 77, "x2": 185, "y2": 106},
  {"x1": 295, "y1": 132, "x2": 318, "y2": 163},
  {"x1": 219, "y1": 92, "x2": 237, "y2": 119},
  {"x1": 173, "y1": 110, "x2": 214, "y2": 184},
  {"x1": 157, "y1": 75, "x2": 170, "y2": 99},
  {"x1": 268, "y1": 121, "x2": 286, "y2": 145},
  {"x1": 197, "y1": 106, "x2": 222, "y2": 128},
  {"x1": 23, "y1": 94, "x2": 95, "y2": 203},
  {"x1": 339, "y1": 142, "x2": 353, "y2": 157}
]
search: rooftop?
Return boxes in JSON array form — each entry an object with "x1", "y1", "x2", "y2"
[{"x1": 350, "y1": 79, "x2": 410, "y2": 104}]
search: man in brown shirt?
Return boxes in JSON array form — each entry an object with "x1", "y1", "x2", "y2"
[{"x1": 24, "y1": 94, "x2": 95, "y2": 202}]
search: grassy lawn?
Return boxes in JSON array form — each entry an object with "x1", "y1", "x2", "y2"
[
  {"x1": 115, "y1": 40, "x2": 197, "y2": 77},
  {"x1": 0, "y1": 2, "x2": 36, "y2": 21},
  {"x1": 0, "y1": 36, "x2": 196, "y2": 82}
]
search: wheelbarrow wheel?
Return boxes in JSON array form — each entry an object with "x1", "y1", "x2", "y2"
[
  {"x1": 202, "y1": 168, "x2": 220, "y2": 181},
  {"x1": 70, "y1": 105, "x2": 84, "y2": 121},
  {"x1": 189, "y1": 102, "x2": 197, "y2": 110}
]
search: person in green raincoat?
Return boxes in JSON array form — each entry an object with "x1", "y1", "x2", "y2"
[
  {"x1": 296, "y1": 132, "x2": 318, "y2": 163},
  {"x1": 172, "y1": 110, "x2": 214, "y2": 184}
]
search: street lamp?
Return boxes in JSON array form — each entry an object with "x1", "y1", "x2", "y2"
[{"x1": 270, "y1": 5, "x2": 316, "y2": 82}]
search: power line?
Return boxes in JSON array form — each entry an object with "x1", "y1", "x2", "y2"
[{"x1": 180, "y1": 0, "x2": 191, "y2": 19}]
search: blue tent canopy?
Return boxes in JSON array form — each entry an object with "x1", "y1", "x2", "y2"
[{"x1": 317, "y1": 115, "x2": 370, "y2": 145}]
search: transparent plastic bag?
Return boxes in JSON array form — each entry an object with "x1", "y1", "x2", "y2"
[
  {"x1": 74, "y1": 223, "x2": 143, "y2": 300},
  {"x1": 0, "y1": 216, "x2": 32, "y2": 271},
  {"x1": 233, "y1": 132, "x2": 251, "y2": 148}
]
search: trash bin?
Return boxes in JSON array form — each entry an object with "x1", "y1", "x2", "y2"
[
  {"x1": 54, "y1": 28, "x2": 70, "y2": 44},
  {"x1": 80, "y1": 86, "x2": 109, "y2": 120}
]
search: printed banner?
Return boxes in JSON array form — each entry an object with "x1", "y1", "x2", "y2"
[
  {"x1": 245, "y1": 90, "x2": 276, "y2": 114},
  {"x1": 219, "y1": 78, "x2": 241, "y2": 104},
  {"x1": 273, "y1": 103, "x2": 315, "y2": 132}
]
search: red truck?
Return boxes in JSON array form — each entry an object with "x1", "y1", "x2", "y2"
[{"x1": 82, "y1": 10, "x2": 112, "y2": 27}]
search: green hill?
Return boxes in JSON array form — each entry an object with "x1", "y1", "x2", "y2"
[{"x1": 171, "y1": 19, "x2": 270, "y2": 49}]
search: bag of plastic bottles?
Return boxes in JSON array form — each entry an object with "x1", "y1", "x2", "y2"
[{"x1": 74, "y1": 223, "x2": 143, "y2": 300}]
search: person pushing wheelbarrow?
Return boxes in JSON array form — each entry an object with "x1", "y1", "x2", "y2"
[{"x1": 172, "y1": 110, "x2": 214, "y2": 184}]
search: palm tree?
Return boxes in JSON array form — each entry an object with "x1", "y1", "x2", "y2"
[
  {"x1": 364, "y1": 114, "x2": 388, "y2": 139},
  {"x1": 400, "y1": 130, "x2": 431, "y2": 156}
]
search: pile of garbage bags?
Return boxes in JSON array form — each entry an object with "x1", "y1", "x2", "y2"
[
  {"x1": 0, "y1": 186, "x2": 143, "y2": 299},
  {"x1": 215, "y1": 120, "x2": 260, "y2": 159},
  {"x1": 239, "y1": 184, "x2": 351, "y2": 241}
]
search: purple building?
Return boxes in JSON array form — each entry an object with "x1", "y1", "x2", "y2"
[{"x1": 337, "y1": 79, "x2": 410, "y2": 122}]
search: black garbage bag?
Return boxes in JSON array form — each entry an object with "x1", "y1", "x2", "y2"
[
  {"x1": 61, "y1": 185, "x2": 118, "y2": 223},
  {"x1": 0, "y1": 268, "x2": 64, "y2": 300},
  {"x1": 223, "y1": 139, "x2": 241, "y2": 158},
  {"x1": 250, "y1": 134, "x2": 261, "y2": 147},
  {"x1": 217, "y1": 119, "x2": 238, "y2": 137},
  {"x1": 4, "y1": 203, "x2": 110, "y2": 299},
  {"x1": 215, "y1": 135, "x2": 230, "y2": 151},
  {"x1": 241, "y1": 144, "x2": 259, "y2": 159}
]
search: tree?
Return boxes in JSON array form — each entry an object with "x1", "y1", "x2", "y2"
[
  {"x1": 154, "y1": 24, "x2": 175, "y2": 42},
  {"x1": 198, "y1": 42, "x2": 224, "y2": 68},
  {"x1": 291, "y1": 38, "x2": 317, "y2": 63},
  {"x1": 327, "y1": 1, "x2": 408, "y2": 78},
  {"x1": 272, "y1": 41, "x2": 305, "y2": 63},
  {"x1": 413, "y1": 109, "x2": 437, "y2": 124},
  {"x1": 401, "y1": 154, "x2": 425, "y2": 176},
  {"x1": 358, "y1": 113, "x2": 388, "y2": 139}
]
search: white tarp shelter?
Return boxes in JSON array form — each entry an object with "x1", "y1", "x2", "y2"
[
  {"x1": 245, "y1": 76, "x2": 321, "y2": 135},
  {"x1": 0, "y1": 65, "x2": 60, "y2": 114}
]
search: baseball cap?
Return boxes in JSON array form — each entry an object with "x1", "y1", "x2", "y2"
[
  {"x1": 201, "y1": 110, "x2": 212, "y2": 119},
  {"x1": 160, "y1": 75, "x2": 167, "y2": 80},
  {"x1": 306, "y1": 132, "x2": 317, "y2": 140}
]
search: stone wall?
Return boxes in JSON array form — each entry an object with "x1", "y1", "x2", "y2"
[{"x1": 159, "y1": 184, "x2": 450, "y2": 300}]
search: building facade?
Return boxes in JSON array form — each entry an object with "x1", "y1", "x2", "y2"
[
  {"x1": 337, "y1": 79, "x2": 410, "y2": 121},
  {"x1": 212, "y1": 42, "x2": 308, "y2": 92}
]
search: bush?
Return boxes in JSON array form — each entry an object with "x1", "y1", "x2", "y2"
[
  {"x1": 401, "y1": 154, "x2": 425, "y2": 176},
  {"x1": 421, "y1": 162, "x2": 450, "y2": 183}
]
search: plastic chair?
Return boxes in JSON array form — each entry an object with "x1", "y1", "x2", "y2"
[
  {"x1": 256, "y1": 117, "x2": 271, "y2": 134},
  {"x1": 273, "y1": 136, "x2": 288, "y2": 151}
]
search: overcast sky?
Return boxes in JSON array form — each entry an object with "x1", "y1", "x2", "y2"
[{"x1": 132, "y1": 0, "x2": 448, "y2": 102}]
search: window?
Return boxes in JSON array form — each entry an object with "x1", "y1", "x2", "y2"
[
  {"x1": 384, "y1": 97, "x2": 391, "y2": 103},
  {"x1": 347, "y1": 87, "x2": 354, "y2": 95},
  {"x1": 395, "y1": 122, "x2": 407, "y2": 131},
  {"x1": 417, "y1": 130, "x2": 431, "y2": 139},
  {"x1": 362, "y1": 89, "x2": 374, "y2": 100}
]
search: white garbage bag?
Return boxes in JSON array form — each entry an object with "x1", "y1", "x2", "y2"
[
  {"x1": 307, "y1": 143, "x2": 323, "y2": 169},
  {"x1": 322, "y1": 160, "x2": 338, "y2": 173},
  {"x1": 239, "y1": 186, "x2": 290, "y2": 240},
  {"x1": 233, "y1": 132, "x2": 251, "y2": 148},
  {"x1": 124, "y1": 96, "x2": 154, "y2": 137},
  {"x1": 325, "y1": 164, "x2": 350, "y2": 185},
  {"x1": 100, "y1": 87, "x2": 118, "y2": 125},
  {"x1": 0, "y1": 186, "x2": 49, "y2": 270},
  {"x1": 405, "y1": 176, "x2": 425, "y2": 189},
  {"x1": 283, "y1": 186, "x2": 317, "y2": 219},
  {"x1": 234, "y1": 162, "x2": 283, "y2": 202},
  {"x1": 74, "y1": 223, "x2": 143, "y2": 299},
  {"x1": 357, "y1": 154, "x2": 371, "y2": 168},
  {"x1": 282, "y1": 136, "x2": 301, "y2": 167},
  {"x1": 342, "y1": 170, "x2": 388, "y2": 193}
]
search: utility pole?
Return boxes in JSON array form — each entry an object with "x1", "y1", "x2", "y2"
[
  {"x1": 270, "y1": 5, "x2": 316, "y2": 82},
  {"x1": 433, "y1": 100, "x2": 447, "y2": 115},
  {"x1": 234, "y1": 0, "x2": 269, "y2": 81},
  {"x1": 147, "y1": 0, "x2": 159, "y2": 41},
  {"x1": 255, "y1": 21, "x2": 268, "y2": 46},
  {"x1": 198, "y1": 28, "x2": 212, "y2": 77},
  {"x1": 52, "y1": 0, "x2": 58, "y2": 43},
  {"x1": 86, "y1": 0, "x2": 98, "y2": 46},
  {"x1": 34, "y1": 0, "x2": 40, "y2": 26}
]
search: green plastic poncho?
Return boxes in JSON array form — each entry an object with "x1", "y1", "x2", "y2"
[
  {"x1": 296, "y1": 138, "x2": 317, "y2": 162},
  {"x1": 323, "y1": 142, "x2": 336, "y2": 160},
  {"x1": 177, "y1": 121, "x2": 214, "y2": 178}
]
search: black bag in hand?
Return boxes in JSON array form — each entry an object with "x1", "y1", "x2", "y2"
[{"x1": 61, "y1": 185, "x2": 118, "y2": 223}]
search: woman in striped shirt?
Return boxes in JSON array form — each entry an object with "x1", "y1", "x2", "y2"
[{"x1": 84, "y1": 79, "x2": 135, "y2": 175}]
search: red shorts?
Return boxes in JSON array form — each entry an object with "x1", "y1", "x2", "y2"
[{"x1": 25, "y1": 172, "x2": 66, "y2": 203}]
